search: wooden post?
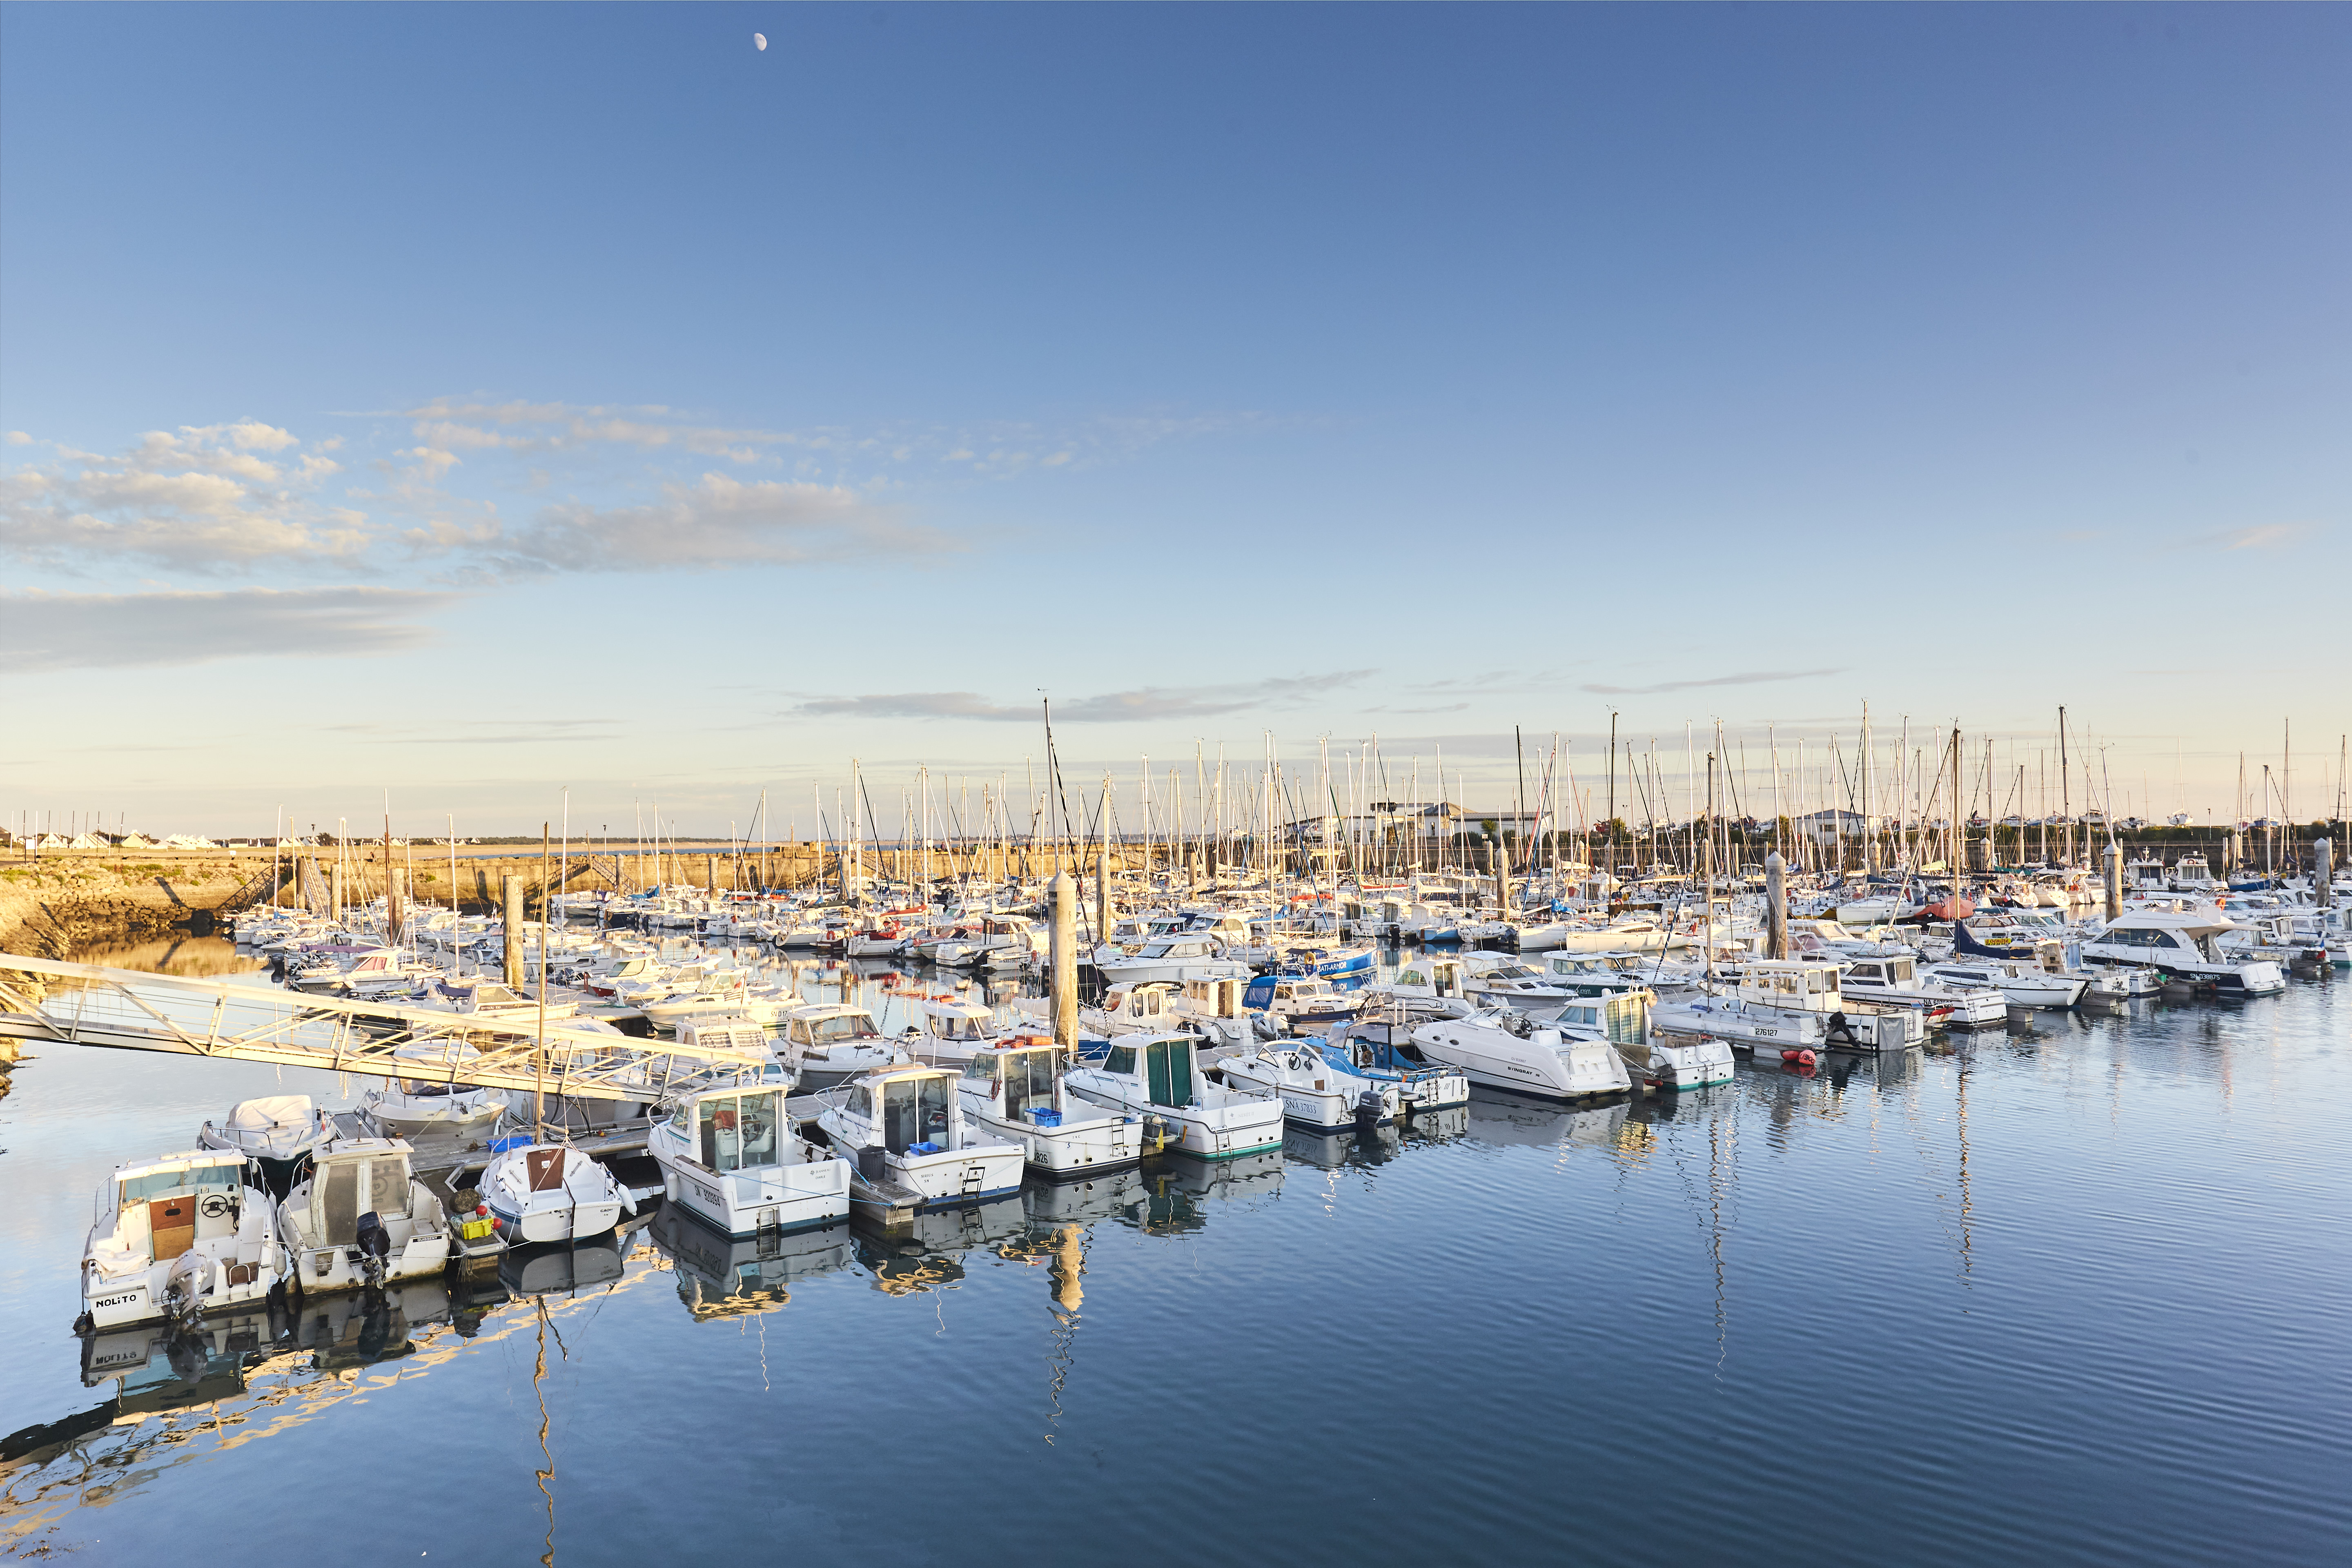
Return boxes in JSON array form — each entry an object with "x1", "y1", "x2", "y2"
[
  {"x1": 1096, "y1": 842, "x2": 1111, "y2": 948},
  {"x1": 1050, "y1": 870, "x2": 1078, "y2": 1049},
  {"x1": 503, "y1": 874, "x2": 525, "y2": 989},
  {"x1": 2103, "y1": 842, "x2": 2122, "y2": 922},
  {"x1": 706, "y1": 853, "x2": 717, "y2": 893},
  {"x1": 2316, "y1": 839, "x2": 2333, "y2": 909},
  {"x1": 1766, "y1": 849, "x2": 1788, "y2": 960}
]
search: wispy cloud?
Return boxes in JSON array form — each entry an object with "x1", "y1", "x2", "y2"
[
  {"x1": 795, "y1": 671, "x2": 1372, "y2": 724},
  {"x1": 491, "y1": 473, "x2": 946, "y2": 574},
  {"x1": 2210, "y1": 523, "x2": 2304, "y2": 551},
  {"x1": 1580, "y1": 667, "x2": 1844, "y2": 697},
  {"x1": 0, "y1": 586, "x2": 460, "y2": 672}
]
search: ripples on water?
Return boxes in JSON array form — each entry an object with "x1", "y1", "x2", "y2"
[{"x1": 0, "y1": 947, "x2": 2344, "y2": 1565}]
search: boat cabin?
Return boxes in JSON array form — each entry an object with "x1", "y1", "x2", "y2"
[
  {"x1": 1550, "y1": 992, "x2": 1652, "y2": 1044},
  {"x1": 785, "y1": 1005, "x2": 883, "y2": 1051},
  {"x1": 836, "y1": 1067, "x2": 968, "y2": 1154},
  {"x1": 1732, "y1": 960, "x2": 1845, "y2": 1013},
  {"x1": 1097, "y1": 1036, "x2": 1200, "y2": 1109},
  {"x1": 961, "y1": 1041, "x2": 1066, "y2": 1123},
  {"x1": 1839, "y1": 954, "x2": 1918, "y2": 988},
  {"x1": 1391, "y1": 957, "x2": 1465, "y2": 998},
  {"x1": 670, "y1": 1084, "x2": 792, "y2": 1173},
  {"x1": 1182, "y1": 976, "x2": 1249, "y2": 1017},
  {"x1": 300, "y1": 1141, "x2": 422, "y2": 1248},
  {"x1": 1099, "y1": 984, "x2": 1176, "y2": 1026}
]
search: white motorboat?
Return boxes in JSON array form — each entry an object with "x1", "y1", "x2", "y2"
[
  {"x1": 641, "y1": 970, "x2": 793, "y2": 1030},
  {"x1": 817, "y1": 1065, "x2": 1027, "y2": 1209},
  {"x1": 198, "y1": 1094, "x2": 334, "y2": 1190},
  {"x1": 278, "y1": 1136, "x2": 454, "y2": 1294},
  {"x1": 648, "y1": 1080, "x2": 851, "y2": 1236},
  {"x1": 779, "y1": 1002, "x2": 910, "y2": 1089},
  {"x1": 78, "y1": 1150, "x2": 285, "y2": 1333},
  {"x1": 1407, "y1": 1010, "x2": 1632, "y2": 1101},
  {"x1": 1833, "y1": 950, "x2": 2011, "y2": 1026},
  {"x1": 1095, "y1": 935, "x2": 1250, "y2": 987},
  {"x1": 1207, "y1": 1039, "x2": 1400, "y2": 1131},
  {"x1": 1316, "y1": 1022, "x2": 1472, "y2": 1111},
  {"x1": 481, "y1": 1142, "x2": 631, "y2": 1243},
  {"x1": 1649, "y1": 960, "x2": 1862, "y2": 1052},
  {"x1": 958, "y1": 1038, "x2": 1141, "y2": 1176},
  {"x1": 1245, "y1": 975, "x2": 1365, "y2": 1030},
  {"x1": 675, "y1": 1012, "x2": 775, "y2": 1056},
  {"x1": 359, "y1": 1039, "x2": 507, "y2": 1137},
  {"x1": 2078, "y1": 910, "x2": 2287, "y2": 996},
  {"x1": 1633, "y1": 1035, "x2": 1737, "y2": 1090},
  {"x1": 903, "y1": 995, "x2": 1010, "y2": 1068},
  {"x1": 1064, "y1": 1032, "x2": 1285, "y2": 1159},
  {"x1": 1921, "y1": 958, "x2": 2086, "y2": 1009}
]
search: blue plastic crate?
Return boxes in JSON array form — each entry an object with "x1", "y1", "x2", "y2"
[{"x1": 1028, "y1": 1108, "x2": 1063, "y2": 1128}]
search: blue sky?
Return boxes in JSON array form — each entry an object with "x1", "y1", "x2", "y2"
[{"x1": 2, "y1": 3, "x2": 2345, "y2": 840}]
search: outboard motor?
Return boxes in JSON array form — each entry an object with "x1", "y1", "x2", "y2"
[
  {"x1": 352, "y1": 1211, "x2": 393, "y2": 1289},
  {"x1": 1352, "y1": 1088, "x2": 1386, "y2": 1133}
]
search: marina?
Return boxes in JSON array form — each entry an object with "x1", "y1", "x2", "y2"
[{"x1": 1, "y1": 833, "x2": 2345, "y2": 1562}]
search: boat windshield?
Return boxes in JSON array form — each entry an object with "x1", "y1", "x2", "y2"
[
  {"x1": 1138, "y1": 942, "x2": 1174, "y2": 958},
  {"x1": 809, "y1": 1014, "x2": 878, "y2": 1043},
  {"x1": 700, "y1": 1090, "x2": 782, "y2": 1172},
  {"x1": 119, "y1": 1165, "x2": 238, "y2": 1207},
  {"x1": 881, "y1": 1076, "x2": 953, "y2": 1154},
  {"x1": 931, "y1": 1013, "x2": 989, "y2": 1040},
  {"x1": 1000, "y1": 1050, "x2": 1058, "y2": 1119}
]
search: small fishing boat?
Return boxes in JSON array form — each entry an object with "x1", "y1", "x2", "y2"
[
  {"x1": 779, "y1": 1002, "x2": 909, "y2": 1089},
  {"x1": 1406, "y1": 1011, "x2": 1632, "y2": 1101},
  {"x1": 481, "y1": 1142, "x2": 632, "y2": 1243},
  {"x1": 1243, "y1": 974, "x2": 1364, "y2": 1029},
  {"x1": 904, "y1": 995, "x2": 1011, "y2": 1067},
  {"x1": 198, "y1": 1094, "x2": 334, "y2": 1192},
  {"x1": 78, "y1": 1149, "x2": 284, "y2": 1332},
  {"x1": 1095, "y1": 935, "x2": 1250, "y2": 987},
  {"x1": 359, "y1": 1039, "x2": 508, "y2": 1137},
  {"x1": 1316, "y1": 1023, "x2": 1472, "y2": 1111},
  {"x1": 1063, "y1": 1032, "x2": 1285, "y2": 1159},
  {"x1": 1833, "y1": 950, "x2": 2011, "y2": 1026},
  {"x1": 958, "y1": 1037, "x2": 1141, "y2": 1175},
  {"x1": 278, "y1": 1136, "x2": 454, "y2": 1294},
  {"x1": 816, "y1": 1065, "x2": 1027, "y2": 1211},
  {"x1": 1207, "y1": 1039, "x2": 1399, "y2": 1131},
  {"x1": 1626, "y1": 1034, "x2": 1737, "y2": 1091},
  {"x1": 648, "y1": 1081, "x2": 851, "y2": 1236}
]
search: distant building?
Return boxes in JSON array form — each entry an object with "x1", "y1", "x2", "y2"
[{"x1": 1795, "y1": 808, "x2": 1866, "y2": 845}]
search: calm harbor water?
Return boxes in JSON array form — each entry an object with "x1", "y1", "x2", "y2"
[{"x1": 1, "y1": 943, "x2": 2345, "y2": 1565}]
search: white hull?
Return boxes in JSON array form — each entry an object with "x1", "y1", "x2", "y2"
[
  {"x1": 1409, "y1": 1018, "x2": 1632, "y2": 1101},
  {"x1": 962, "y1": 1103, "x2": 1140, "y2": 1175}
]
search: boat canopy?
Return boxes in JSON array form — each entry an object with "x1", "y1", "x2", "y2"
[{"x1": 226, "y1": 1095, "x2": 316, "y2": 1132}]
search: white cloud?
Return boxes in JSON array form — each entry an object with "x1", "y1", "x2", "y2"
[
  {"x1": 0, "y1": 586, "x2": 459, "y2": 671},
  {"x1": 1, "y1": 421, "x2": 374, "y2": 571},
  {"x1": 225, "y1": 421, "x2": 298, "y2": 452},
  {"x1": 4, "y1": 431, "x2": 31, "y2": 446}
]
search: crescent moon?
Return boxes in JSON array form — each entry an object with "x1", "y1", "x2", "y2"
[{"x1": 754, "y1": 33, "x2": 767, "y2": 51}]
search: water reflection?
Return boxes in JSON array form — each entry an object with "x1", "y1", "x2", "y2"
[
  {"x1": 858, "y1": 1196, "x2": 1030, "y2": 1294},
  {"x1": 649, "y1": 1206, "x2": 856, "y2": 1321},
  {"x1": 1464, "y1": 1089, "x2": 1631, "y2": 1154}
]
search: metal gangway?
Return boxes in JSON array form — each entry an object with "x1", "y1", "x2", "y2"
[{"x1": 0, "y1": 951, "x2": 769, "y2": 1102}]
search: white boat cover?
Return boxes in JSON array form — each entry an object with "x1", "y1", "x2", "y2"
[{"x1": 228, "y1": 1095, "x2": 316, "y2": 1131}]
